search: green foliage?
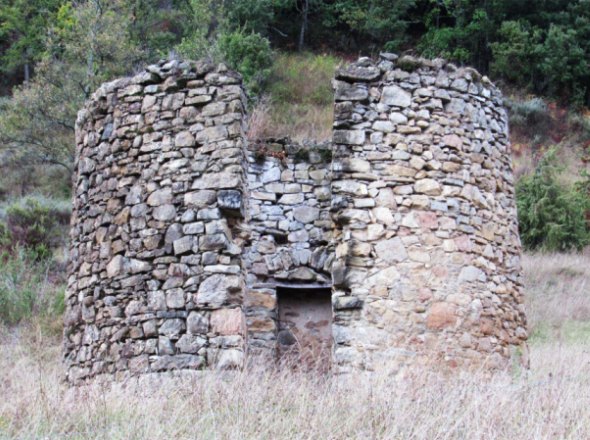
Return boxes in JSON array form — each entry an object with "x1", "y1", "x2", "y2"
[
  {"x1": 538, "y1": 24, "x2": 589, "y2": 107},
  {"x1": 218, "y1": 30, "x2": 273, "y2": 94},
  {"x1": 0, "y1": 0, "x2": 65, "y2": 78},
  {"x1": 127, "y1": 0, "x2": 192, "y2": 59},
  {"x1": 325, "y1": 0, "x2": 415, "y2": 50},
  {"x1": 417, "y1": 0, "x2": 590, "y2": 106},
  {"x1": 516, "y1": 150, "x2": 590, "y2": 251},
  {"x1": 0, "y1": 0, "x2": 143, "y2": 175},
  {"x1": 0, "y1": 248, "x2": 65, "y2": 326},
  {"x1": 417, "y1": 3, "x2": 495, "y2": 70},
  {"x1": 224, "y1": 0, "x2": 276, "y2": 35},
  {"x1": 174, "y1": 0, "x2": 215, "y2": 60},
  {"x1": 490, "y1": 21, "x2": 539, "y2": 85},
  {"x1": 173, "y1": 0, "x2": 273, "y2": 95},
  {"x1": 2, "y1": 196, "x2": 71, "y2": 259}
]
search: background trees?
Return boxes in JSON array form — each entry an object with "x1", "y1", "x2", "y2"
[{"x1": 1, "y1": 0, "x2": 590, "y2": 250}]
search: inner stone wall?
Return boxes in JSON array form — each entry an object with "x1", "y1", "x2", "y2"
[
  {"x1": 330, "y1": 54, "x2": 527, "y2": 372},
  {"x1": 242, "y1": 138, "x2": 334, "y2": 361}
]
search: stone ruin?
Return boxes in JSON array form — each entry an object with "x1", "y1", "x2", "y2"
[{"x1": 64, "y1": 54, "x2": 528, "y2": 384}]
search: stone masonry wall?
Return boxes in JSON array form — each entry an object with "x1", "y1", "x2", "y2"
[
  {"x1": 242, "y1": 139, "x2": 334, "y2": 361},
  {"x1": 330, "y1": 54, "x2": 527, "y2": 373},
  {"x1": 65, "y1": 55, "x2": 528, "y2": 383},
  {"x1": 64, "y1": 60, "x2": 249, "y2": 384}
]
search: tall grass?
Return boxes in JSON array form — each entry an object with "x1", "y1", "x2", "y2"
[
  {"x1": 0, "y1": 248, "x2": 65, "y2": 328},
  {"x1": 0, "y1": 341, "x2": 588, "y2": 439},
  {"x1": 0, "y1": 252, "x2": 589, "y2": 439},
  {"x1": 523, "y1": 252, "x2": 590, "y2": 343}
]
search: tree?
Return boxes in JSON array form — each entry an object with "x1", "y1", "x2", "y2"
[
  {"x1": 0, "y1": 0, "x2": 65, "y2": 81},
  {"x1": 0, "y1": 0, "x2": 143, "y2": 176},
  {"x1": 516, "y1": 150, "x2": 590, "y2": 251},
  {"x1": 490, "y1": 20, "x2": 540, "y2": 85}
]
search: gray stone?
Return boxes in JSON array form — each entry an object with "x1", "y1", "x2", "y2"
[
  {"x1": 147, "y1": 188, "x2": 173, "y2": 206},
  {"x1": 176, "y1": 334, "x2": 206, "y2": 353},
  {"x1": 166, "y1": 289, "x2": 185, "y2": 309},
  {"x1": 196, "y1": 274, "x2": 240, "y2": 308},
  {"x1": 159, "y1": 319, "x2": 185, "y2": 338},
  {"x1": 173, "y1": 236, "x2": 193, "y2": 255},
  {"x1": 184, "y1": 190, "x2": 216, "y2": 207},
  {"x1": 334, "y1": 81, "x2": 369, "y2": 101},
  {"x1": 458, "y1": 265, "x2": 485, "y2": 282},
  {"x1": 373, "y1": 120, "x2": 395, "y2": 132},
  {"x1": 217, "y1": 190, "x2": 242, "y2": 212},
  {"x1": 336, "y1": 65, "x2": 381, "y2": 82},
  {"x1": 293, "y1": 206, "x2": 320, "y2": 223},
  {"x1": 389, "y1": 112, "x2": 408, "y2": 124},
  {"x1": 381, "y1": 85, "x2": 411, "y2": 107},
  {"x1": 153, "y1": 204, "x2": 177, "y2": 221},
  {"x1": 175, "y1": 131, "x2": 195, "y2": 147},
  {"x1": 333, "y1": 130, "x2": 366, "y2": 145},
  {"x1": 415, "y1": 179, "x2": 442, "y2": 196},
  {"x1": 187, "y1": 312, "x2": 209, "y2": 334},
  {"x1": 334, "y1": 296, "x2": 363, "y2": 310},
  {"x1": 375, "y1": 237, "x2": 408, "y2": 263}
]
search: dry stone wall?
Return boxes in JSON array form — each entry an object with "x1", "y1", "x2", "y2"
[
  {"x1": 242, "y1": 139, "x2": 334, "y2": 361},
  {"x1": 65, "y1": 60, "x2": 249, "y2": 384},
  {"x1": 330, "y1": 54, "x2": 527, "y2": 372},
  {"x1": 65, "y1": 55, "x2": 528, "y2": 383}
]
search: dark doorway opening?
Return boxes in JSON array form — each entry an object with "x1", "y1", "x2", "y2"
[{"x1": 276, "y1": 286, "x2": 333, "y2": 371}]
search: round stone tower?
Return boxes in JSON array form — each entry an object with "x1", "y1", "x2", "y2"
[
  {"x1": 330, "y1": 54, "x2": 528, "y2": 372},
  {"x1": 64, "y1": 59, "x2": 250, "y2": 383}
]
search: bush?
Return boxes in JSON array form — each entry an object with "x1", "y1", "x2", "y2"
[
  {"x1": 217, "y1": 29, "x2": 273, "y2": 96},
  {"x1": 516, "y1": 150, "x2": 590, "y2": 251},
  {"x1": 0, "y1": 248, "x2": 65, "y2": 326},
  {"x1": 2, "y1": 196, "x2": 71, "y2": 259},
  {"x1": 506, "y1": 97, "x2": 549, "y2": 129}
]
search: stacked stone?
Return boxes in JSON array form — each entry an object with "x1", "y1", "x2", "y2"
[
  {"x1": 330, "y1": 54, "x2": 528, "y2": 372},
  {"x1": 65, "y1": 59, "x2": 249, "y2": 384},
  {"x1": 66, "y1": 55, "x2": 529, "y2": 382},
  {"x1": 242, "y1": 139, "x2": 334, "y2": 360}
]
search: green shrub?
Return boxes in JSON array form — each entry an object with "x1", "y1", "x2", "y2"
[
  {"x1": 3, "y1": 196, "x2": 71, "y2": 259},
  {"x1": 217, "y1": 29, "x2": 273, "y2": 96},
  {"x1": 0, "y1": 248, "x2": 65, "y2": 326},
  {"x1": 516, "y1": 150, "x2": 590, "y2": 251},
  {"x1": 568, "y1": 112, "x2": 590, "y2": 143}
]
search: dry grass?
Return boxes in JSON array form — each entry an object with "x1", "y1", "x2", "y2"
[
  {"x1": 248, "y1": 100, "x2": 334, "y2": 142},
  {"x1": 523, "y1": 252, "x2": 590, "y2": 344},
  {"x1": 1, "y1": 252, "x2": 589, "y2": 439}
]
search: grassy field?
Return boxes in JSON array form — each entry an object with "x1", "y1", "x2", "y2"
[{"x1": 1, "y1": 252, "x2": 589, "y2": 440}]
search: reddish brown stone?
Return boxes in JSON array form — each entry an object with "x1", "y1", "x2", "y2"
[
  {"x1": 210, "y1": 308, "x2": 245, "y2": 336},
  {"x1": 417, "y1": 211, "x2": 439, "y2": 229},
  {"x1": 426, "y1": 302, "x2": 457, "y2": 329}
]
